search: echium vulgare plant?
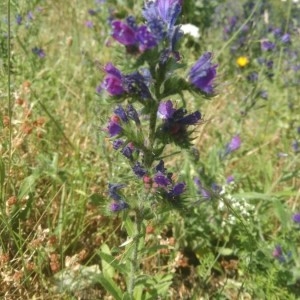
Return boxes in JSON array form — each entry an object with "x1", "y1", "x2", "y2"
[{"x1": 97, "y1": 0, "x2": 217, "y2": 298}]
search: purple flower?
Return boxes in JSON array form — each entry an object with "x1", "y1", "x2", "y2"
[
  {"x1": 107, "y1": 115, "x2": 122, "y2": 137},
  {"x1": 157, "y1": 100, "x2": 201, "y2": 147},
  {"x1": 155, "y1": 160, "x2": 167, "y2": 173},
  {"x1": 158, "y1": 101, "x2": 201, "y2": 125},
  {"x1": 132, "y1": 162, "x2": 147, "y2": 178},
  {"x1": 158, "y1": 100, "x2": 176, "y2": 119},
  {"x1": 122, "y1": 71, "x2": 152, "y2": 100},
  {"x1": 109, "y1": 200, "x2": 129, "y2": 212},
  {"x1": 272, "y1": 245, "x2": 283, "y2": 258},
  {"x1": 189, "y1": 52, "x2": 218, "y2": 94},
  {"x1": 168, "y1": 182, "x2": 185, "y2": 197},
  {"x1": 114, "y1": 105, "x2": 128, "y2": 122},
  {"x1": 101, "y1": 63, "x2": 125, "y2": 96},
  {"x1": 16, "y1": 14, "x2": 22, "y2": 25},
  {"x1": 88, "y1": 9, "x2": 97, "y2": 16},
  {"x1": 27, "y1": 11, "x2": 34, "y2": 21},
  {"x1": 121, "y1": 143, "x2": 135, "y2": 160},
  {"x1": 261, "y1": 40, "x2": 275, "y2": 51},
  {"x1": 194, "y1": 177, "x2": 211, "y2": 200},
  {"x1": 272, "y1": 245, "x2": 291, "y2": 263},
  {"x1": 32, "y1": 47, "x2": 45, "y2": 58},
  {"x1": 226, "y1": 175, "x2": 235, "y2": 184},
  {"x1": 126, "y1": 104, "x2": 141, "y2": 125},
  {"x1": 85, "y1": 20, "x2": 94, "y2": 28},
  {"x1": 111, "y1": 17, "x2": 157, "y2": 52},
  {"x1": 113, "y1": 139, "x2": 124, "y2": 150},
  {"x1": 225, "y1": 135, "x2": 241, "y2": 154},
  {"x1": 272, "y1": 28, "x2": 282, "y2": 38},
  {"x1": 136, "y1": 25, "x2": 158, "y2": 52},
  {"x1": 142, "y1": 0, "x2": 183, "y2": 61},
  {"x1": 292, "y1": 213, "x2": 300, "y2": 223},
  {"x1": 143, "y1": 0, "x2": 183, "y2": 30},
  {"x1": 154, "y1": 171, "x2": 171, "y2": 187},
  {"x1": 108, "y1": 183, "x2": 126, "y2": 201},
  {"x1": 111, "y1": 19, "x2": 137, "y2": 46},
  {"x1": 281, "y1": 33, "x2": 291, "y2": 44},
  {"x1": 247, "y1": 72, "x2": 258, "y2": 82}
]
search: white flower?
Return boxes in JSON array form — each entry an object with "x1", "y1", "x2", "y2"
[{"x1": 180, "y1": 24, "x2": 200, "y2": 38}]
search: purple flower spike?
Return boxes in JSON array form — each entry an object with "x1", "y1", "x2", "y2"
[
  {"x1": 292, "y1": 213, "x2": 300, "y2": 223},
  {"x1": 189, "y1": 52, "x2": 218, "y2": 94},
  {"x1": 110, "y1": 200, "x2": 129, "y2": 212}
]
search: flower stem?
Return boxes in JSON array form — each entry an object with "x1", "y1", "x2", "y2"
[{"x1": 128, "y1": 208, "x2": 143, "y2": 299}]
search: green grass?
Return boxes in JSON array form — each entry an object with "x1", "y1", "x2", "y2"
[{"x1": 1, "y1": 0, "x2": 300, "y2": 299}]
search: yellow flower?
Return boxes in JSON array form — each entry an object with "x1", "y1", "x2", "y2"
[{"x1": 236, "y1": 56, "x2": 249, "y2": 67}]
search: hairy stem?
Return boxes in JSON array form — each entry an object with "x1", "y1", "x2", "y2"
[{"x1": 128, "y1": 209, "x2": 143, "y2": 299}]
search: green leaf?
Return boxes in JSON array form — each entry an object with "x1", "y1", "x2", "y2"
[
  {"x1": 124, "y1": 216, "x2": 135, "y2": 237},
  {"x1": 18, "y1": 174, "x2": 37, "y2": 199},
  {"x1": 100, "y1": 244, "x2": 115, "y2": 278},
  {"x1": 98, "y1": 250, "x2": 128, "y2": 275},
  {"x1": 96, "y1": 274, "x2": 123, "y2": 300}
]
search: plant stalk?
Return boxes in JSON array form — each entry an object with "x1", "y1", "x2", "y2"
[{"x1": 128, "y1": 209, "x2": 143, "y2": 299}]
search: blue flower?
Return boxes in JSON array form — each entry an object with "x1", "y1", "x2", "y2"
[
  {"x1": 143, "y1": 0, "x2": 183, "y2": 31},
  {"x1": 189, "y1": 52, "x2": 218, "y2": 94},
  {"x1": 142, "y1": 0, "x2": 183, "y2": 62}
]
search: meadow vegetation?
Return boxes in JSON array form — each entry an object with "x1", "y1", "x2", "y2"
[{"x1": 0, "y1": 0, "x2": 300, "y2": 299}]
